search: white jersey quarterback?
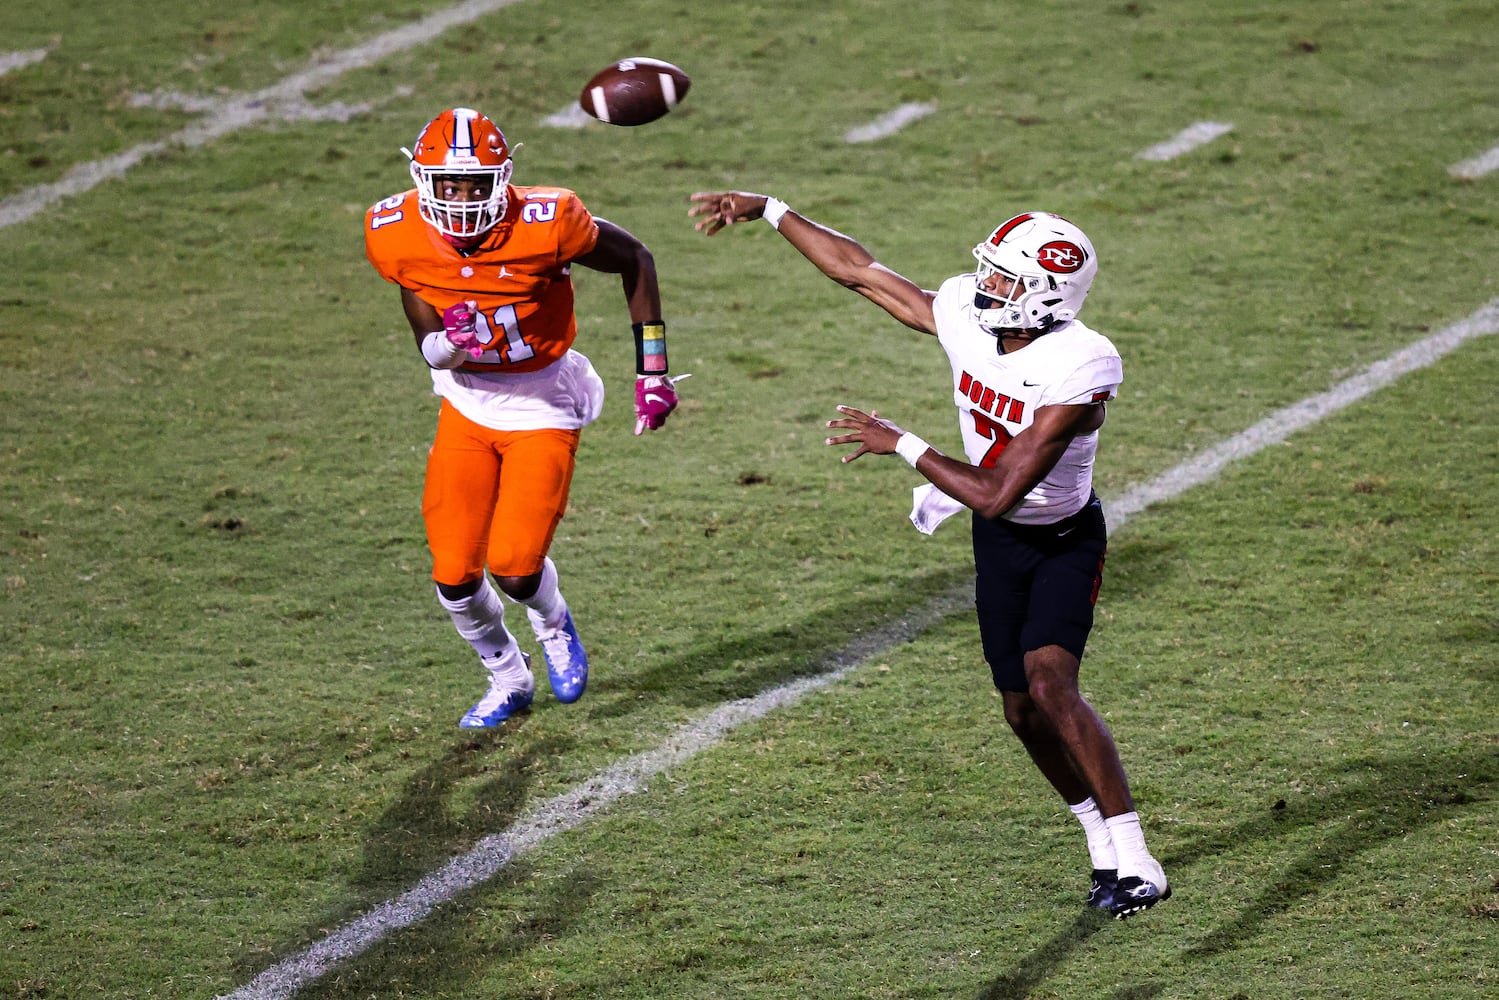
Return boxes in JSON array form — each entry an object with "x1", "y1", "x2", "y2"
[{"x1": 931, "y1": 274, "x2": 1123, "y2": 525}]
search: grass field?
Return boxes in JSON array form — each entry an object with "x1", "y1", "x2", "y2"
[{"x1": 2, "y1": 1, "x2": 1496, "y2": 997}]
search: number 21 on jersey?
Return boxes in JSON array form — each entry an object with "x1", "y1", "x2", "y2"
[{"x1": 472, "y1": 303, "x2": 536, "y2": 364}]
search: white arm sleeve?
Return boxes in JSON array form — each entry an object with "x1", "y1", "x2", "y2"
[{"x1": 421, "y1": 330, "x2": 467, "y2": 370}]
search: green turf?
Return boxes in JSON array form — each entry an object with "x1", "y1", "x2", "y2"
[{"x1": 2, "y1": 0, "x2": 1496, "y2": 997}]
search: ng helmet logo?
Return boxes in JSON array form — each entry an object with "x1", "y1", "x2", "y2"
[{"x1": 1036, "y1": 240, "x2": 1086, "y2": 274}]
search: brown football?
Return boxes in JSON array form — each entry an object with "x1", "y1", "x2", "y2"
[{"x1": 579, "y1": 57, "x2": 691, "y2": 126}]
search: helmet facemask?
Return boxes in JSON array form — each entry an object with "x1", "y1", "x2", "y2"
[
  {"x1": 408, "y1": 158, "x2": 512, "y2": 245},
  {"x1": 972, "y1": 255, "x2": 1046, "y2": 332}
]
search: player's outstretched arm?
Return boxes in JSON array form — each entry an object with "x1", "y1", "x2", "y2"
[
  {"x1": 688, "y1": 190, "x2": 937, "y2": 336},
  {"x1": 826, "y1": 403, "x2": 1104, "y2": 521}
]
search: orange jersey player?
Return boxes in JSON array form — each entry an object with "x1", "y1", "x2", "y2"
[
  {"x1": 364, "y1": 107, "x2": 683, "y2": 728},
  {"x1": 367, "y1": 182, "x2": 595, "y2": 375}
]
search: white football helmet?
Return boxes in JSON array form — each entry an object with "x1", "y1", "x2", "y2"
[
  {"x1": 403, "y1": 107, "x2": 513, "y2": 245},
  {"x1": 971, "y1": 212, "x2": 1097, "y2": 333}
]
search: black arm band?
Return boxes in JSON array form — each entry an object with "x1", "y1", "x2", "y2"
[{"x1": 633, "y1": 320, "x2": 668, "y2": 375}]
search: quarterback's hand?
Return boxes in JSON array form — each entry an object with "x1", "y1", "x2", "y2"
[
  {"x1": 442, "y1": 300, "x2": 484, "y2": 358},
  {"x1": 688, "y1": 191, "x2": 768, "y2": 236},
  {"x1": 633, "y1": 375, "x2": 680, "y2": 435},
  {"x1": 825, "y1": 405, "x2": 904, "y2": 463}
]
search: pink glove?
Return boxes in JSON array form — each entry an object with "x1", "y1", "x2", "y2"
[
  {"x1": 442, "y1": 300, "x2": 484, "y2": 358},
  {"x1": 633, "y1": 375, "x2": 679, "y2": 435}
]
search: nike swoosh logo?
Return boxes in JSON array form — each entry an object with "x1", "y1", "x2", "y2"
[
  {"x1": 644, "y1": 394, "x2": 669, "y2": 405},
  {"x1": 1022, "y1": 380, "x2": 1038, "y2": 386},
  {"x1": 1057, "y1": 526, "x2": 1076, "y2": 537}
]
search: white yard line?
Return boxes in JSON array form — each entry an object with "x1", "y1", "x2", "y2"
[
  {"x1": 844, "y1": 101, "x2": 938, "y2": 144},
  {"x1": 541, "y1": 102, "x2": 594, "y2": 129},
  {"x1": 1449, "y1": 142, "x2": 1499, "y2": 180},
  {"x1": 1110, "y1": 297, "x2": 1499, "y2": 524},
  {"x1": 219, "y1": 596, "x2": 969, "y2": 1000},
  {"x1": 1134, "y1": 121, "x2": 1234, "y2": 161},
  {"x1": 0, "y1": 0, "x2": 526, "y2": 231},
  {"x1": 0, "y1": 47, "x2": 48, "y2": 76},
  {"x1": 219, "y1": 297, "x2": 1499, "y2": 999}
]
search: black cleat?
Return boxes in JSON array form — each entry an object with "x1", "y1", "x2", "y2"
[
  {"x1": 1088, "y1": 868, "x2": 1118, "y2": 910},
  {"x1": 1109, "y1": 857, "x2": 1171, "y2": 919}
]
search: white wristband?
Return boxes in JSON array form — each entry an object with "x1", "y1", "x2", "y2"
[
  {"x1": 762, "y1": 197, "x2": 789, "y2": 230},
  {"x1": 894, "y1": 432, "x2": 930, "y2": 468},
  {"x1": 421, "y1": 330, "x2": 467, "y2": 369}
]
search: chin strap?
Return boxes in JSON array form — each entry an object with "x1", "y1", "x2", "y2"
[{"x1": 991, "y1": 327, "x2": 1051, "y2": 354}]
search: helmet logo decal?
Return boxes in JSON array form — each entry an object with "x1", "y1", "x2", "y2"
[
  {"x1": 1036, "y1": 240, "x2": 1086, "y2": 273},
  {"x1": 445, "y1": 108, "x2": 480, "y2": 165}
]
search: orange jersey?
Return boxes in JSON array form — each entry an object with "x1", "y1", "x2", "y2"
[{"x1": 364, "y1": 185, "x2": 600, "y2": 374}]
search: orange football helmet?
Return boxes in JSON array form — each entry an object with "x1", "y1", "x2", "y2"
[{"x1": 403, "y1": 107, "x2": 513, "y2": 244}]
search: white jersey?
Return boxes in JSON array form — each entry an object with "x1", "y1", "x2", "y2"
[{"x1": 931, "y1": 274, "x2": 1122, "y2": 524}]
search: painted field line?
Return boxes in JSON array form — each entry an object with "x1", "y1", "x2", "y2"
[
  {"x1": 0, "y1": 48, "x2": 48, "y2": 76},
  {"x1": 1135, "y1": 121, "x2": 1234, "y2": 161},
  {"x1": 1110, "y1": 296, "x2": 1499, "y2": 526},
  {"x1": 542, "y1": 102, "x2": 594, "y2": 129},
  {"x1": 219, "y1": 296, "x2": 1499, "y2": 1000},
  {"x1": 845, "y1": 101, "x2": 938, "y2": 144},
  {"x1": 0, "y1": 0, "x2": 527, "y2": 231},
  {"x1": 218, "y1": 589, "x2": 972, "y2": 1000},
  {"x1": 1450, "y1": 142, "x2": 1499, "y2": 180}
]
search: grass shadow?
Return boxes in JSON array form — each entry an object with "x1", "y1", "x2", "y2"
[
  {"x1": 226, "y1": 570, "x2": 975, "y2": 994},
  {"x1": 1169, "y1": 743, "x2": 1498, "y2": 957},
  {"x1": 584, "y1": 564, "x2": 975, "y2": 720},
  {"x1": 976, "y1": 908, "x2": 1115, "y2": 1000},
  {"x1": 228, "y1": 720, "x2": 575, "y2": 986},
  {"x1": 975, "y1": 743, "x2": 1497, "y2": 997},
  {"x1": 352, "y1": 721, "x2": 577, "y2": 895},
  {"x1": 293, "y1": 859, "x2": 604, "y2": 1000}
]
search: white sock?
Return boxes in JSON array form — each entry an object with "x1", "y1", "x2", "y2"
[
  {"x1": 480, "y1": 647, "x2": 534, "y2": 691},
  {"x1": 520, "y1": 557, "x2": 567, "y2": 630},
  {"x1": 1069, "y1": 797, "x2": 1118, "y2": 870},
  {"x1": 1104, "y1": 811, "x2": 1152, "y2": 878},
  {"x1": 436, "y1": 578, "x2": 514, "y2": 659}
]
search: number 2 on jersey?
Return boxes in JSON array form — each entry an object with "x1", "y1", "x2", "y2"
[{"x1": 970, "y1": 409, "x2": 1012, "y2": 468}]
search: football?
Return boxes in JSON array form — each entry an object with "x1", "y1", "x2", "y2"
[{"x1": 579, "y1": 57, "x2": 691, "y2": 126}]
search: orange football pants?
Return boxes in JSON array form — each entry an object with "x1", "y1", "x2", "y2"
[{"x1": 422, "y1": 399, "x2": 580, "y2": 585}]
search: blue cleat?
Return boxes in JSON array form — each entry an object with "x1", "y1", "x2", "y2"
[
  {"x1": 459, "y1": 652, "x2": 534, "y2": 728},
  {"x1": 532, "y1": 607, "x2": 588, "y2": 704}
]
